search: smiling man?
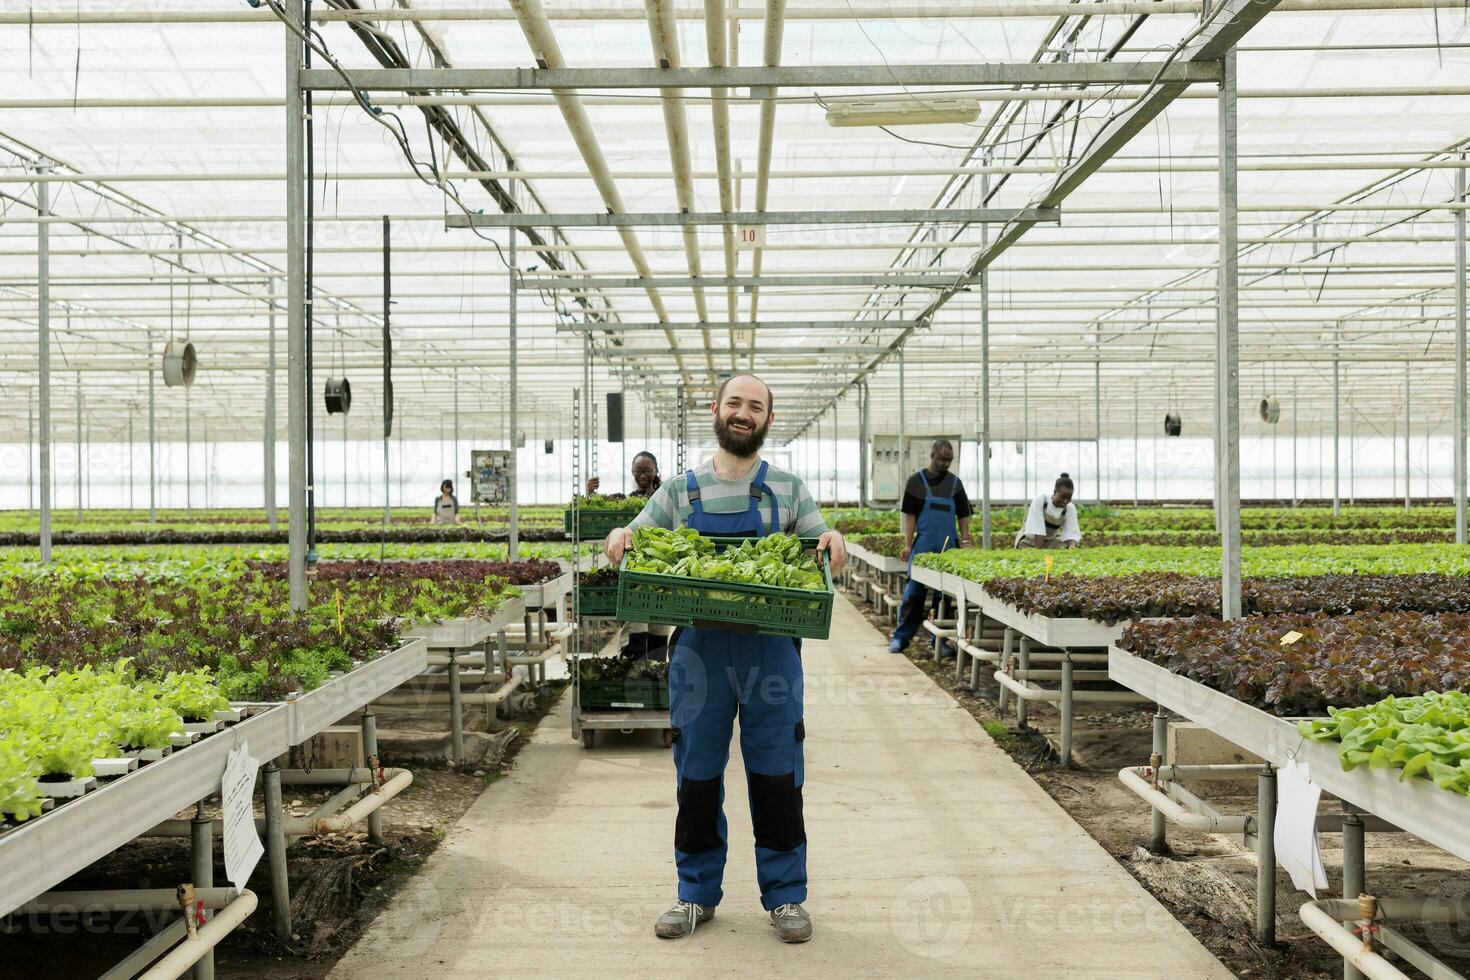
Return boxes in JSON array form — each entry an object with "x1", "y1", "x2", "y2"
[{"x1": 605, "y1": 374, "x2": 846, "y2": 945}]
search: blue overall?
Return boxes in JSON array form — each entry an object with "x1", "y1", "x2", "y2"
[
  {"x1": 669, "y1": 462, "x2": 807, "y2": 911},
  {"x1": 891, "y1": 470, "x2": 960, "y2": 650}
]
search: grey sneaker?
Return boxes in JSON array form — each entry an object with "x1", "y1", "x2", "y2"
[
  {"x1": 654, "y1": 900, "x2": 714, "y2": 939},
  {"x1": 770, "y1": 902, "x2": 813, "y2": 943}
]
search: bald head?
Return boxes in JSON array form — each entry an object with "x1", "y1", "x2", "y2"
[{"x1": 714, "y1": 374, "x2": 773, "y2": 413}]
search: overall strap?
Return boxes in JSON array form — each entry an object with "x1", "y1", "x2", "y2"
[{"x1": 684, "y1": 469, "x2": 704, "y2": 516}]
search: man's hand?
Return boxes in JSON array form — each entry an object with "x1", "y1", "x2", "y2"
[
  {"x1": 605, "y1": 527, "x2": 633, "y2": 565},
  {"x1": 900, "y1": 545, "x2": 912, "y2": 562},
  {"x1": 818, "y1": 530, "x2": 848, "y2": 576},
  {"x1": 585, "y1": 476, "x2": 601, "y2": 495}
]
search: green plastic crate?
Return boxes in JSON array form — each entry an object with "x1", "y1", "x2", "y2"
[
  {"x1": 579, "y1": 677, "x2": 670, "y2": 711},
  {"x1": 574, "y1": 582, "x2": 620, "y2": 617},
  {"x1": 616, "y1": 538, "x2": 833, "y2": 640},
  {"x1": 563, "y1": 507, "x2": 643, "y2": 541}
]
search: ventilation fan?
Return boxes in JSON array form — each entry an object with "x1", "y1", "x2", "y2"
[
  {"x1": 324, "y1": 377, "x2": 352, "y2": 415},
  {"x1": 1164, "y1": 413, "x2": 1182, "y2": 437},
  {"x1": 161, "y1": 341, "x2": 197, "y2": 387},
  {"x1": 1259, "y1": 396, "x2": 1281, "y2": 424}
]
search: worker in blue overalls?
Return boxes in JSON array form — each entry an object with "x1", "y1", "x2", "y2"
[
  {"x1": 606, "y1": 375, "x2": 846, "y2": 945},
  {"x1": 889, "y1": 439, "x2": 974, "y2": 654}
]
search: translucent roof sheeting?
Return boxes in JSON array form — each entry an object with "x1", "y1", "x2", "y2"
[{"x1": 0, "y1": 0, "x2": 1468, "y2": 450}]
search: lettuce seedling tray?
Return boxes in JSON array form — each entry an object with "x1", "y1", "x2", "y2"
[{"x1": 617, "y1": 538, "x2": 833, "y2": 640}]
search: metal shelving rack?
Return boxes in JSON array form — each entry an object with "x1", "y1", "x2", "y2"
[{"x1": 567, "y1": 366, "x2": 673, "y2": 749}]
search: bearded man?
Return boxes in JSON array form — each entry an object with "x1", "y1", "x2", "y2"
[{"x1": 605, "y1": 374, "x2": 847, "y2": 944}]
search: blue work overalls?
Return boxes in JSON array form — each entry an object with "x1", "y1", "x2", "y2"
[
  {"x1": 669, "y1": 462, "x2": 807, "y2": 912},
  {"x1": 891, "y1": 470, "x2": 960, "y2": 650}
]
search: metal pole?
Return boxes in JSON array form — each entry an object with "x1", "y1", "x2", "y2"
[
  {"x1": 1149, "y1": 708, "x2": 1168, "y2": 853},
  {"x1": 1404, "y1": 364, "x2": 1411, "y2": 511},
  {"x1": 1457, "y1": 156, "x2": 1467, "y2": 544},
  {"x1": 1333, "y1": 344, "x2": 1341, "y2": 517},
  {"x1": 508, "y1": 185, "x2": 520, "y2": 561},
  {"x1": 1348, "y1": 401, "x2": 1355, "y2": 507},
  {"x1": 28, "y1": 395, "x2": 34, "y2": 516},
  {"x1": 1292, "y1": 382, "x2": 1298, "y2": 506},
  {"x1": 286, "y1": 0, "x2": 309, "y2": 610},
  {"x1": 1133, "y1": 382, "x2": 1139, "y2": 507},
  {"x1": 262, "y1": 761, "x2": 291, "y2": 943},
  {"x1": 980, "y1": 164, "x2": 993, "y2": 546},
  {"x1": 382, "y1": 221, "x2": 391, "y2": 526},
  {"x1": 75, "y1": 370, "x2": 83, "y2": 521},
  {"x1": 1342, "y1": 807, "x2": 1366, "y2": 980},
  {"x1": 453, "y1": 366, "x2": 459, "y2": 485},
  {"x1": 205, "y1": 423, "x2": 211, "y2": 511},
  {"x1": 1023, "y1": 372, "x2": 1030, "y2": 493},
  {"x1": 266, "y1": 278, "x2": 278, "y2": 529},
  {"x1": 186, "y1": 388, "x2": 193, "y2": 517},
  {"x1": 191, "y1": 802, "x2": 215, "y2": 980},
  {"x1": 1094, "y1": 358, "x2": 1101, "y2": 505},
  {"x1": 1217, "y1": 50, "x2": 1242, "y2": 620},
  {"x1": 1256, "y1": 765, "x2": 1277, "y2": 945},
  {"x1": 149, "y1": 339, "x2": 157, "y2": 523},
  {"x1": 898, "y1": 345, "x2": 907, "y2": 494},
  {"x1": 361, "y1": 709, "x2": 384, "y2": 845},
  {"x1": 37, "y1": 170, "x2": 52, "y2": 563},
  {"x1": 128, "y1": 409, "x2": 135, "y2": 510}
]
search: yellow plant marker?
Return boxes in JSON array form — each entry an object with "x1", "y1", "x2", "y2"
[
  {"x1": 335, "y1": 588, "x2": 344, "y2": 636},
  {"x1": 1280, "y1": 630, "x2": 1304, "y2": 646},
  {"x1": 1044, "y1": 554, "x2": 1054, "y2": 583}
]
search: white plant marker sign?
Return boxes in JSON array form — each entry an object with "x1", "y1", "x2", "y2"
[
  {"x1": 736, "y1": 224, "x2": 764, "y2": 249},
  {"x1": 1274, "y1": 758, "x2": 1329, "y2": 896},
  {"x1": 222, "y1": 740, "x2": 264, "y2": 891}
]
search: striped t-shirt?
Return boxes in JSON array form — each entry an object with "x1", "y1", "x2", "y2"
[{"x1": 628, "y1": 457, "x2": 828, "y2": 536}]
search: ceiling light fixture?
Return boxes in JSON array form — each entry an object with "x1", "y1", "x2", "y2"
[{"x1": 824, "y1": 98, "x2": 981, "y2": 128}]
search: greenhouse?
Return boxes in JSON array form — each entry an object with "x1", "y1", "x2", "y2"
[{"x1": 1, "y1": 0, "x2": 1469, "y2": 976}]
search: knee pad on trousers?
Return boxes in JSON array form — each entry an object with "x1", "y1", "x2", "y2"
[
  {"x1": 675, "y1": 775, "x2": 723, "y2": 854},
  {"x1": 748, "y1": 772, "x2": 806, "y2": 852}
]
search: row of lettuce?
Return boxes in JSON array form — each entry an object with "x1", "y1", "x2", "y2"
[
  {"x1": 0, "y1": 557, "x2": 562, "y2": 823},
  {"x1": 887, "y1": 542, "x2": 1470, "y2": 800}
]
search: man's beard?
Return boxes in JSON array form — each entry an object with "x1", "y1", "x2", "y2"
[{"x1": 714, "y1": 413, "x2": 769, "y2": 456}]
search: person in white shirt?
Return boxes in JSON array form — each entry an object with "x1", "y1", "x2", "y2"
[{"x1": 1016, "y1": 473, "x2": 1081, "y2": 549}]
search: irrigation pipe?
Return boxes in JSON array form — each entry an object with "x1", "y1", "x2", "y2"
[
  {"x1": 1118, "y1": 767, "x2": 1254, "y2": 834},
  {"x1": 139, "y1": 890, "x2": 257, "y2": 980},
  {"x1": 993, "y1": 670, "x2": 1151, "y2": 703}
]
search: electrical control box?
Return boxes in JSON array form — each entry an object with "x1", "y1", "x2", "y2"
[
  {"x1": 870, "y1": 434, "x2": 963, "y2": 502},
  {"x1": 469, "y1": 449, "x2": 512, "y2": 504}
]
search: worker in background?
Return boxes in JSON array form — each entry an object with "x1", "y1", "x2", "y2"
[
  {"x1": 586, "y1": 450, "x2": 663, "y2": 499},
  {"x1": 588, "y1": 452, "x2": 668, "y2": 657},
  {"x1": 605, "y1": 374, "x2": 846, "y2": 945},
  {"x1": 432, "y1": 479, "x2": 461, "y2": 525},
  {"x1": 1016, "y1": 473, "x2": 1081, "y2": 549},
  {"x1": 888, "y1": 439, "x2": 973, "y2": 654}
]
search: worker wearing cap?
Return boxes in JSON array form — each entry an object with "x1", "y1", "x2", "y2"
[
  {"x1": 605, "y1": 374, "x2": 846, "y2": 945},
  {"x1": 888, "y1": 439, "x2": 973, "y2": 654}
]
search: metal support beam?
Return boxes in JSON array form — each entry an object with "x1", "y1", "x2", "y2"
[
  {"x1": 36, "y1": 170, "x2": 51, "y2": 563},
  {"x1": 286, "y1": 0, "x2": 309, "y2": 610},
  {"x1": 508, "y1": 206, "x2": 520, "y2": 561},
  {"x1": 450, "y1": 206, "x2": 1059, "y2": 228},
  {"x1": 1458, "y1": 157, "x2": 1467, "y2": 544},
  {"x1": 560, "y1": 319, "x2": 921, "y2": 332},
  {"x1": 148, "y1": 337, "x2": 157, "y2": 524},
  {"x1": 74, "y1": 370, "x2": 82, "y2": 520},
  {"x1": 265, "y1": 278, "x2": 278, "y2": 530},
  {"x1": 1218, "y1": 51, "x2": 1242, "y2": 620},
  {"x1": 540, "y1": 273, "x2": 970, "y2": 289},
  {"x1": 1333, "y1": 344, "x2": 1342, "y2": 518},
  {"x1": 299, "y1": 62, "x2": 1223, "y2": 91}
]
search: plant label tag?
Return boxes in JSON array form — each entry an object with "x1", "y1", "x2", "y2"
[
  {"x1": 1274, "y1": 759, "x2": 1328, "y2": 897},
  {"x1": 222, "y1": 740, "x2": 264, "y2": 891},
  {"x1": 1279, "y1": 630, "x2": 1304, "y2": 646},
  {"x1": 1044, "y1": 554, "x2": 1053, "y2": 582}
]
